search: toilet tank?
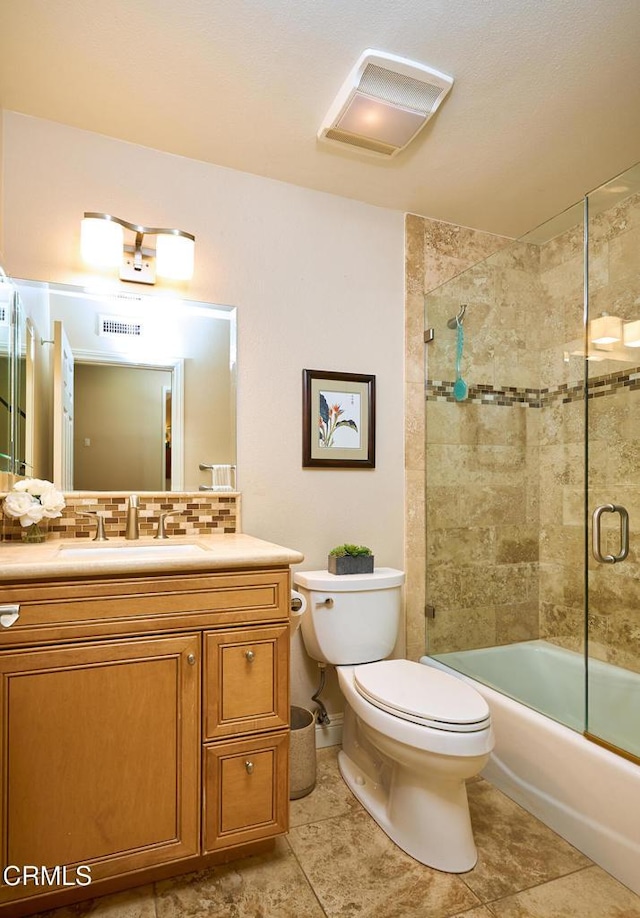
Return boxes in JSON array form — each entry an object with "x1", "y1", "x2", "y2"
[{"x1": 293, "y1": 568, "x2": 405, "y2": 665}]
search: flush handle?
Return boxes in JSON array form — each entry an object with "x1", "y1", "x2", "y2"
[
  {"x1": 316, "y1": 597, "x2": 334, "y2": 608},
  {"x1": 592, "y1": 504, "x2": 629, "y2": 564}
]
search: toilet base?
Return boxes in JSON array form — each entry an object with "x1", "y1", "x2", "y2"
[{"x1": 339, "y1": 706, "x2": 486, "y2": 873}]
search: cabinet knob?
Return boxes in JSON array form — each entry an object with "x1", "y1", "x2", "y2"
[
  {"x1": 245, "y1": 650, "x2": 255, "y2": 663},
  {"x1": 245, "y1": 760, "x2": 254, "y2": 775},
  {"x1": 187, "y1": 653, "x2": 196, "y2": 666}
]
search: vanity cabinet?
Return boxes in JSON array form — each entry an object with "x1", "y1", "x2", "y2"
[
  {"x1": 0, "y1": 565, "x2": 291, "y2": 916},
  {"x1": 0, "y1": 635, "x2": 201, "y2": 881}
]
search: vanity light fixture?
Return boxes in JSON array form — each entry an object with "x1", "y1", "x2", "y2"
[
  {"x1": 589, "y1": 312, "x2": 622, "y2": 345},
  {"x1": 623, "y1": 319, "x2": 640, "y2": 347},
  {"x1": 81, "y1": 213, "x2": 195, "y2": 284}
]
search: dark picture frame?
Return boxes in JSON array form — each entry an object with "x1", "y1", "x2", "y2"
[{"x1": 302, "y1": 369, "x2": 376, "y2": 468}]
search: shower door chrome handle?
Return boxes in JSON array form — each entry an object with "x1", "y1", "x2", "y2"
[{"x1": 592, "y1": 504, "x2": 629, "y2": 564}]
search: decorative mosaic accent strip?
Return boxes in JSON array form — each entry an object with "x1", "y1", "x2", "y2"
[
  {"x1": 426, "y1": 379, "x2": 543, "y2": 408},
  {"x1": 426, "y1": 367, "x2": 640, "y2": 408},
  {"x1": 587, "y1": 368, "x2": 640, "y2": 400},
  {"x1": 0, "y1": 492, "x2": 239, "y2": 542}
]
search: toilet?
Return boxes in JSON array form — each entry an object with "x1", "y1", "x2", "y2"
[{"x1": 293, "y1": 567, "x2": 493, "y2": 873}]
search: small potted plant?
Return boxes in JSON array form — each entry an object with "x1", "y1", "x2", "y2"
[{"x1": 328, "y1": 544, "x2": 374, "y2": 575}]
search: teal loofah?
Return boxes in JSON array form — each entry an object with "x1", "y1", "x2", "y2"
[{"x1": 453, "y1": 320, "x2": 468, "y2": 401}]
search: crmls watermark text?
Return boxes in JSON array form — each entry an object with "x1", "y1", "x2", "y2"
[{"x1": 2, "y1": 865, "x2": 92, "y2": 887}]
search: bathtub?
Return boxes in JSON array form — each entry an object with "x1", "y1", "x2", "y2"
[{"x1": 420, "y1": 640, "x2": 640, "y2": 896}]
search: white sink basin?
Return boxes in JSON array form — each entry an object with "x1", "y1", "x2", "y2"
[{"x1": 59, "y1": 543, "x2": 206, "y2": 560}]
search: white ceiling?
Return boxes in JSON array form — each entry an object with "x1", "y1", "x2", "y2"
[{"x1": 1, "y1": 0, "x2": 639, "y2": 238}]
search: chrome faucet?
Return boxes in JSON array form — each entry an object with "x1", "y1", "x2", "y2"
[{"x1": 125, "y1": 495, "x2": 140, "y2": 540}]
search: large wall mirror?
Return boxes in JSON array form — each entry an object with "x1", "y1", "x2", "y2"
[{"x1": 9, "y1": 277, "x2": 236, "y2": 492}]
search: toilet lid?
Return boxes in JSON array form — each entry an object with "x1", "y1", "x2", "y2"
[{"x1": 354, "y1": 659, "x2": 491, "y2": 733}]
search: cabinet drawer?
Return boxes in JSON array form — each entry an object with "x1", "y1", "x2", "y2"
[
  {"x1": 203, "y1": 732, "x2": 288, "y2": 852},
  {"x1": 204, "y1": 624, "x2": 289, "y2": 739},
  {"x1": 0, "y1": 570, "x2": 289, "y2": 646}
]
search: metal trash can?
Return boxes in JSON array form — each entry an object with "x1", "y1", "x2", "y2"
[{"x1": 289, "y1": 706, "x2": 316, "y2": 799}]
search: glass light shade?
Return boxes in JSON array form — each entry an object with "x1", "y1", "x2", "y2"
[
  {"x1": 337, "y1": 92, "x2": 426, "y2": 147},
  {"x1": 156, "y1": 234, "x2": 195, "y2": 280},
  {"x1": 80, "y1": 217, "x2": 124, "y2": 268},
  {"x1": 590, "y1": 314, "x2": 622, "y2": 345},
  {"x1": 623, "y1": 319, "x2": 640, "y2": 347}
]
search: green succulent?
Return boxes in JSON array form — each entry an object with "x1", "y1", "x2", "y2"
[{"x1": 328, "y1": 544, "x2": 373, "y2": 558}]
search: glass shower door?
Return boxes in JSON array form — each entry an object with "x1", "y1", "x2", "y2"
[
  {"x1": 421, "y1": 200, "x2": 587, "y2": 731},
  {"x1": 585, "y1": 163, "x2": 640, "y2": 761}
]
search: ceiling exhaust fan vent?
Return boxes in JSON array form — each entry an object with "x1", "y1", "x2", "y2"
[
  {"x1": 358, "y1": 64, "x2": 446, "y2": 112},
  {"x1": 324, "y1": 129, "x2": 397, "y2": 156},
  {"x1": 318, "y1": 50, "x2": 453, "y2": 158}
]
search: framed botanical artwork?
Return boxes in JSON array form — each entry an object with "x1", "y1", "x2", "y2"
[{"x1": 302, "y1": 369, "x2": 376, "y2": 468}]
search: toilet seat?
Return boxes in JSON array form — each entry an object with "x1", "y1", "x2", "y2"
[{"x1": 354, "y1": 659, "x2": 491, "y2": 733}]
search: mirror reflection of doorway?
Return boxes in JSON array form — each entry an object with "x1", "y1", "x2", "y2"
[{"x1": 74, "y1": 363, "x2": 172, "y2": 491}]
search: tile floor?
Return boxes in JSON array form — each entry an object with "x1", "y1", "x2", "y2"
[{"x1": 36, "y1": 746, "x2": 640, "y2": 918}]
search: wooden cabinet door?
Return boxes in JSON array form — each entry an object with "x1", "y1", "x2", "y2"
[
  {"x1": 0, "y1": 634, "x2": 200, "y2": 907},
  {"x1": 204, "y1": 625, "x2": 288, "y2": 740},
  {"x1": 203, "y1": 732, "x2": 288, "y2": 852}
]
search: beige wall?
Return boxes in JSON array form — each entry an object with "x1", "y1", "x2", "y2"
[{"x1": 1, "y1": 111, "x2": 405, "y2": 714}]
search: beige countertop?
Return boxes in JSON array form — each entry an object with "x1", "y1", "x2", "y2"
[{"x1": 0, "y1": 533, "x2": 304, "y2": 582}]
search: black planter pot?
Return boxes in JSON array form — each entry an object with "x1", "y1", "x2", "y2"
[{"x1": 328, "y1": 554, "x2": 374, "y2": 575}]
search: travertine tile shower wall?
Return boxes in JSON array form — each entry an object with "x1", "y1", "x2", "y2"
[
  {"x1": 536, "y1": 222, "x2": 585, "y2": 655},
  {"x1": 404, "y1": 215, "x2": 509, "y2": 661},
  {"x1": 585, "y1": 191, "x2": 640, "y2": 673},
  {"x1": 406, "y1": 192, "x2": 640, "y2": 672},
  {"x1": 422, "y1": 240, "x2": 546, "y2": 654}
]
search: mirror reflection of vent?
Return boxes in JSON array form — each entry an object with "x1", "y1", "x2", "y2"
[
  {"x1": 110, "y1": 293, "x2": 144, "y2": 303},
  {"x1": 98, "y1": 314, "x2": 144, "y2": 339}
]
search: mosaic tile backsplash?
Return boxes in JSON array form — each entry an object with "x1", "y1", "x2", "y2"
[{"x1": 0, "y1": 492, "x2": 239, "y2": 542}]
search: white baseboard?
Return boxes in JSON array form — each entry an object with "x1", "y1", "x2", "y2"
[{"x1": 315, "y1": 712, "x2": 343, "y2": 748}]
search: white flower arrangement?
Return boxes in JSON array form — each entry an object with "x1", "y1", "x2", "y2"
[{"x1": 2, "y1": 478, "x2": 66, "y2": 528}]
